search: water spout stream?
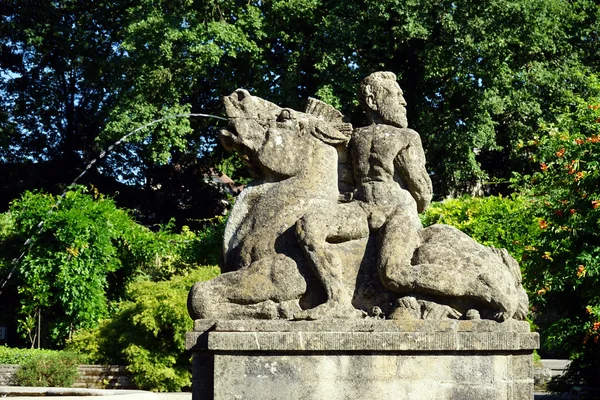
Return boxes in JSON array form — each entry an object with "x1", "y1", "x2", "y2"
[{"x1": 0, "y1": 112, "x2": 227, "y2": 297}]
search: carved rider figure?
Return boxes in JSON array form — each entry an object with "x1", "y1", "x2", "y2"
[
  {"x1": 294, "y1": 72, "x2": 434, "y2": 319},
  {"x1": 350, "y1": 71, "x2": 433, "y2": 293}
]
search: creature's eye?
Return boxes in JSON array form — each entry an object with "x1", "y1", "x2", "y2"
[{"x1": 277, "y1": 109, "x2": 292, "y2": 122}]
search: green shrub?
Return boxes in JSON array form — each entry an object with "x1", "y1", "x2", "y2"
[
  {"x1": 0, "y1": 346, "x2": 69, "y2": 365},
  {"x1": 511, "y1": 92, "x2": 600, "y2": 391},
  {"x1": 13, "y1": 351, "x2": 80, "y2": 387},
  {"x1": 68, "y1": 266, "x2": 219, "y2": 392},
  {"x1": 1, "y1": 186, "x2": 226, "y2": 348},
  {"x1": 421, "y1": 194, "x2": 540, "y2": 265}
]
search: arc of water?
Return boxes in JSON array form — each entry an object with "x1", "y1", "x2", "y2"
[{"x1": 0, "y1": 112, "x2": 228, "y2": 297}]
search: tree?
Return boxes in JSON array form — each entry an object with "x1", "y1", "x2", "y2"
[
  {"x1": 512, "y1": 85, "x2": 600, "y2": 389},
  {"x1": 0, "y1": 186, "x2": 220, "y2": 347},
  {"x1": 0, "y1": 0, "x2": 236, "y2": 228},
  {"x1": 3, "y1": 0, "x2": 599, "y2": 211},
  {"x1": 251, "y1": 0, "x2": 600, "y2": 195}
]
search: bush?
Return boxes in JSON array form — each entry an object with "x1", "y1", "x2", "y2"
[
  {"x1": 0, "y1": 186, "x2": 226, "y2": 348},
  {"x1": 421, "y1": 194, "x2": 540, "y2": 265},
  {"x1": 68, "y1": 266, "x2": 220, "y2": 392},
  {"x1": 512, "y1": 91, "x2": 600, "y2": 391},
  {"x1": 13, "y1": 351, "x2": 80, "y2": 387},
  {"x1": 0, "y1": 346, "x2": 69, "y2": 365}
]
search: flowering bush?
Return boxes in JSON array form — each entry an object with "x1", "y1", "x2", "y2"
[{"x1": 514, "y1": 93, "x2": 600, "y2": 389}]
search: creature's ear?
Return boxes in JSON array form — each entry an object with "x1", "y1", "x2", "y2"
[{"x1": 310, "y1": 122, "x2": 351, "y2": 146}]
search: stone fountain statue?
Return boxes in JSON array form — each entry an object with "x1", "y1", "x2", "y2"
[
  {"x1": 186, "y1": 72, "x2": 538, "y2": 400},
  {"x1": 187, "y1": 71, "x2": 528, "y2": 323}
]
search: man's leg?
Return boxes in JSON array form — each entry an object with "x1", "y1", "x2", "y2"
[{"x1": 294, "y1": 203, "x2": 369, "y2": 319}]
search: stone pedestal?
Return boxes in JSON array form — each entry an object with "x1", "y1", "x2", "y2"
[{"x1": 186, "y1": 319, "x2": 539, "y2": 400}]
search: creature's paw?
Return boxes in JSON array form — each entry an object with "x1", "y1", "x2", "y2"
[
  {"x1": 277, "y1": 300, "x2": 303, "y2": 319},
  {"x1": 390, "y1": 296, "x2": 461, "y2": 320},
  {"x1": 389, "y1": 296, "x2": 421, "y2": 320},
  {"x1": 465, "y1": 309, "x2": 481, "y2": 320},
  {"x1": 422, "y1": 302, "x2": 461, "y2": 320}
]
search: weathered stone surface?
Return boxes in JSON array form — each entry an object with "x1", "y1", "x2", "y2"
[
  {"x1": 187, "y1": 320, "x2": 538, "y2": 352},
  {"x1": 187, "y1": 70, "x2": 530, "y2": 324},
  {"x1": 186, "y1": 71, "x2": 538, "y2": 399},
  {"x1": 211, "y1": 354, "x2": 533, "y2": 400},
  {"x1": 193, "y1": 318, "x2": 532, "y2": 334},
  {"x1": 203, "y1": 331, "x2": 537, "y2": 352},
  {"x1": 188, "y1": 320, "x2": 538, "y2": 400}
]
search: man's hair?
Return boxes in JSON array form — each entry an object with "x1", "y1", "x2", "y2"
[{"x1": 358, "y1": 71, "x2": 398, "y2": 111}]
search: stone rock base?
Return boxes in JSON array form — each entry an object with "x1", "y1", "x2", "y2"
[{"x1": 186, "y1": 320, "x2": 539, "y2": 400}]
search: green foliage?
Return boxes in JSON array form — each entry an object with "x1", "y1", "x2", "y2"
[
  {"x1": 1, "y1": 187, "x2": 224, "y2": 348},
  {"x1": 0, "y1": 346, "x2": 70, "y2": 365},
  {"x1": 5, "y1": 187, "x2": 155, "y2": 346},
  {"x1": 13, "y1": 351, "x2": 80, "y2": 387},
  {"x1": 68, "y1": 267, "x2": 219, "y2": 392},
  {"x1": 3, "y1": 0, "x2": 600, "y2": 206},
  {"x1": 512, "y1": 89, "x2": 600, "y2": 389},
  {"x1": 422, "y1": 195, "x2": 540, "y2": 263}
]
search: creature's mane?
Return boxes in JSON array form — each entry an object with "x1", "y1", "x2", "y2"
[{"x1": 305, "y1": 98, "x2": 353, "y2": 137}]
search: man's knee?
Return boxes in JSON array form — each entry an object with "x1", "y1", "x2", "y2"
[{"x1": 296, "y1": 213, "x2": 326, "y2": 247}]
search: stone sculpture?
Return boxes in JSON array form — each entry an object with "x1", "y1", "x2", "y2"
[{"x1": 188, "y1": 72, "x2": 528, "y2": 323}]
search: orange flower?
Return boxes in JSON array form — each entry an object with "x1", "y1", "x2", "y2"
[
  {"x1": 540, "y1": 163, "x2": 548, "y2": 171},
  {"x1": 537, "y1": 288, "x2": 547, "y2": 295},
  {"x1": 570, "y1": 208, "x2": 577, "y2": 215},
  {"x1": 556, "y1": 148, "x2": 566, "y2": 157},
  {"x1": 577, "y1": 265, "x2": 586, "y2": 278},
  {"x1": 575, "y1": 138, "x2": 585, "y2": 145},
  {"x1": 575, "y1": 171, "x2": 585, "y2": 181},
  {"x1": 539, "y1": 220, "x2": 548, "y2": 229},
  {"x1": 592, "y1": 200, "x2": 600, "y2": 209},
  {"x1": 593, "y1": 321, "x2": 600, "y2": 331}
]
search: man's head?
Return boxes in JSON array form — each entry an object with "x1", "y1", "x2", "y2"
[{"x1": 359, "y1": 71, "x2": 408, "y2": 128}]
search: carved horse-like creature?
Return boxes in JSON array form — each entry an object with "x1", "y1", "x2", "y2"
[{"x1": 188, "y1": 89, "x2": 351, "y2": 319}]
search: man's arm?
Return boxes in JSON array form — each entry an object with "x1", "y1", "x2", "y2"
[{"x1": 395, "y1": 129, "x2": 433, "y2": 213}]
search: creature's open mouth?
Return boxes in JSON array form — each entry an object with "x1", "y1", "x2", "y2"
[
  {"x1": 219, "y1": 126, "x2": 251, "y2": 165},
  {"x1": 219, "y1": 124, "x2": 239, "y2": 150}
]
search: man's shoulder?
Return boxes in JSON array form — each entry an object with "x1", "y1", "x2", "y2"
[{"x1": 352, "y1": 124, "x2": 421, "y2": 140}]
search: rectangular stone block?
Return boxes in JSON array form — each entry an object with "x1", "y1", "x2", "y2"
[
  {"x1": 197, "y1": 319, "x2": 532, "y2": 334},
  {"x1": 205, "y1": 331, "x2": 539, "y2": 352},
  {"x1": 212, "y1": 354, "x2": 523, "y2": 400},
  {"x1": 511, "y1": 354, "x2": 534, "y2": 380},
  {"x1": 189, "y1": 320, "x2": 539, "y2": 400}
]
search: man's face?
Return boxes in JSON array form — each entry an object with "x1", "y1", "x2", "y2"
[{"x1": 375, "y1": 81, "x2": 408, "y2": 128}]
